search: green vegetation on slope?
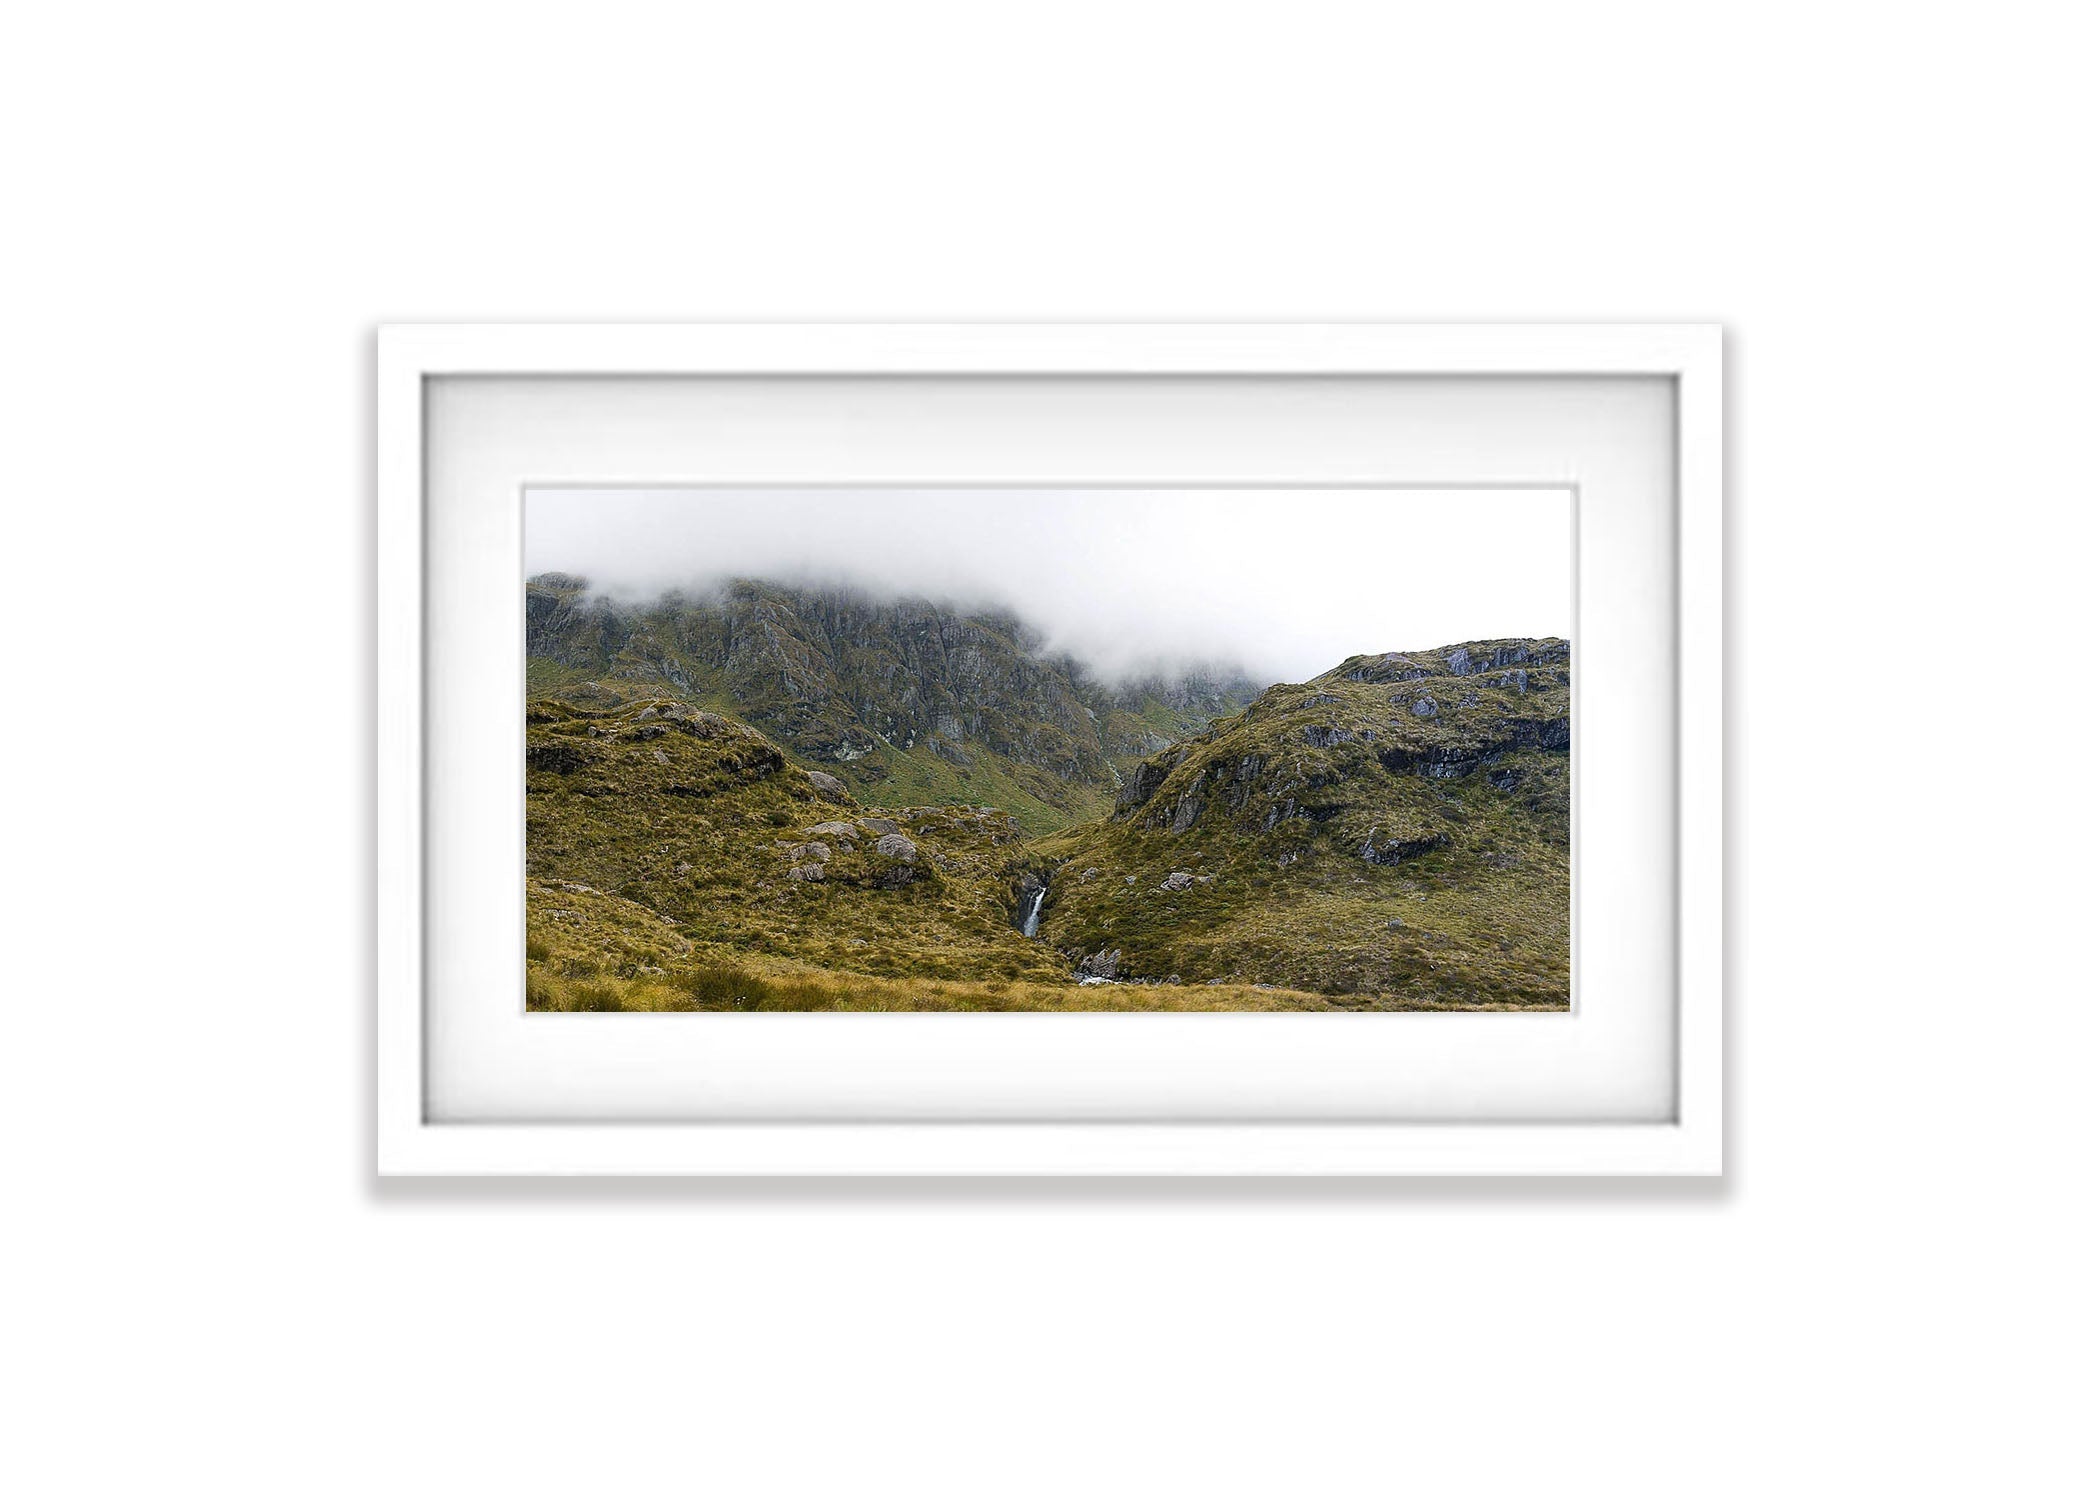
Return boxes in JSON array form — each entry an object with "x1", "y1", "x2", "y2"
[
  {"x1": 525, "y1": 575, "x2": 1256, "y2": 836},
  {"x1": 527, "y1": 696, "x2": 1069, "y2": 994},
  {"x1": 524, "y1": 634, "x2": 1572, "y2": 1012},
  {"x1": 1024, "y1": 640, "x2": 1572, "y2": 1007}
]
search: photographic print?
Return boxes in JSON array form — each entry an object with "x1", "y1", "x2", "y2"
[{"x1": 524, "y1": 487, "x2": 1571, "y2": 1012}]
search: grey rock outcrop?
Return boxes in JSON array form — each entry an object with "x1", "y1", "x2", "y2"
[
  {"x1": 806, "y1": 769, "x2": 851, "y2": 801},
  {"x1": 1115, "y1": 748, "x2": 1186, "y2": 817},
  {"x1": 1359, "y1": 826, "x2": 1445, "y2": 865},
  {"x1": 1076, "y1": 948, "x2": 1122, "y2": 980}
]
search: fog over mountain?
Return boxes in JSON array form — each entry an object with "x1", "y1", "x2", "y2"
[{"x1": 525, "y1": 486, "x2": 1571, "y2": 685}]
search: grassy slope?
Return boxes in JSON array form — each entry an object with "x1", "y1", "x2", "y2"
[
  {"x1": 526, "y1": 697, "x2": 1069, "y2": 995},
  {"x1": 1027, "y1": 642, "x2": 1572, "y2": 1007},
  {"x1": 526, "y1": 638, "x2": 1570, "y2": 1013},
  {"x1": 528, "y1": 655, "x2": 1104, "y2": 837},
  {"x1": 523, "y1": 698, "x2": 1355, "y2": 1012}
]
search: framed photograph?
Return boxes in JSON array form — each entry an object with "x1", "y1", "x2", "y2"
[{"x1": 377, "y1": 324, "x2": 1722, "y2": 1175}]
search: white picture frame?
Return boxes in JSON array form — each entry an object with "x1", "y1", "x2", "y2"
[{"x1": 378, "y1": 323, "x2": 1723, "y2": 1176}]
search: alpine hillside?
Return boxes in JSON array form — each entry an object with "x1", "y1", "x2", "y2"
[
  {"x1": 1028, "y1": 639, "x2": 1570, "y2": 1006},
  {"x1": 527, "y1": 575, "x2": 1260, "y2": 835},
  {"x1": 525, "y1": 595, "x2": 1572, "y2": 1012}
]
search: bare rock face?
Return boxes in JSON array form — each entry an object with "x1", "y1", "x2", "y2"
[
  {"x1": 1409, "y1": 696, "x2": 1438, "y2": 718},
  {"x1": 1115, "y1": 748, "x2": 1186, "y2": 817},
  {"x1": 874, "y1": 831, "x2": 918, "y2": 863},
  {"x1": 1359, "y1": 826, "x2": 1444, "y2": 866},
  {"x1": 1076, "y1": 948, "x2": 1122, "y2": 980}
]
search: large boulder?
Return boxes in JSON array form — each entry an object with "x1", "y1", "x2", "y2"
[
  {"x1": 806, "y1": 769, "x2": 851, "y2": 802},
  {"x1": 1159, "y1": 870, "x2": 1196, "y2": 892},
  {"x1": 874, "y1": 831, "x2": 919, "y2": 863},
  {"x1": 1076, "y1": 948, "x2": 1121, "y2": 980}
]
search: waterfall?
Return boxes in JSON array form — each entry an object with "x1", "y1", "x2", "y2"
[{"x1": 1021, "y1": 886, "x2": 1047, "y2": 938}]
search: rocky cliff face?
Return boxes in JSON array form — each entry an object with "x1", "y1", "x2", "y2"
[
  {"x1": 1112, "y1": 638, "x2": 1571, "y2": 835},
  {"x1": 526, "y1": 575, "x2": 1262, "y2": 835}
]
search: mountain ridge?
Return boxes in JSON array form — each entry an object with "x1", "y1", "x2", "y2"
[
  {"x1": 523, "y1": 603, "x2": 1572, "y2": 1011},
  {"x1": 526, "y1": 574, "x2": 1264, "y2": 834}
]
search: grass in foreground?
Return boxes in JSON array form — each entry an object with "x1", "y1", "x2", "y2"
[{"x1": 525, "y1": 954, "x2": 1542, "y2": 1013}]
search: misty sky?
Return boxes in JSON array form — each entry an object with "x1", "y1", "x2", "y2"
[{"x1": 524, "y1": 487, "x2": 1572, "y2": 686}]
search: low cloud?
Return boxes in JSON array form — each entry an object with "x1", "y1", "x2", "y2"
[{"x1": 525, "y1": 487, "x2": 1571, "y2": 687}]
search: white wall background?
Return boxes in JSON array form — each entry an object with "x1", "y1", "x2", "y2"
[{"x1": 4, "y1": 4, "x2": 2092, "y2": 1496}]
